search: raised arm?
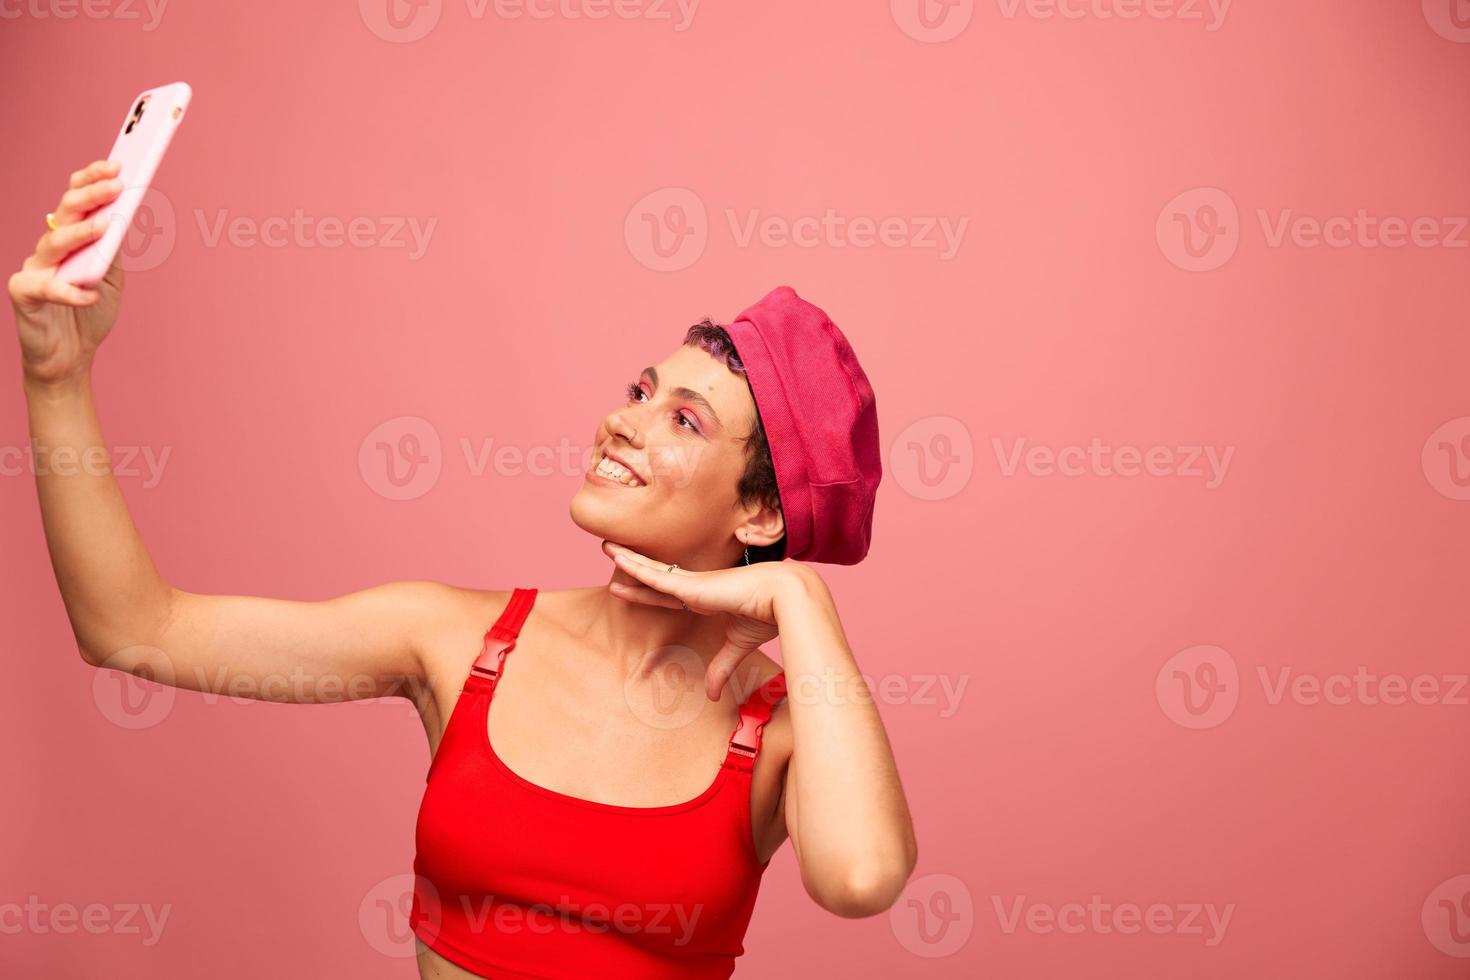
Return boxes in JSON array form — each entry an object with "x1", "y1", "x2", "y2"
[
  {"x1": 12, "y1": 160, "x2": 448, "y2": 707},
  {"x1": 602, "y1": 541, "x2": 919, "y2": 916}
]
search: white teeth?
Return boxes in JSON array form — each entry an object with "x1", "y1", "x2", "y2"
[{"x1": 596, "y1": 454, "x2": 643, "y2": 487}]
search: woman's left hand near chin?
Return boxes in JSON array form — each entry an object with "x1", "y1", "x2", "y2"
[
  {"x1": 604, "y1": 539, "x2": 918, "y2": 916},
  {"x1": 600, "y1": 539, "x2": 825, "y2": 701}
]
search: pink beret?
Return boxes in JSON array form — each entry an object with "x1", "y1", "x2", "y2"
[{"x1": 722, "y1": 286, "x2": 882, "y2": 565}]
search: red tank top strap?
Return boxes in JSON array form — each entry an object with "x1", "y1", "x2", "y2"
[
  {"x1": 464, "y1": 587, "x2": 537, "y2": 694},
  {"x1": 721, "y1": 671, "x2": 788, "y2": 775}
]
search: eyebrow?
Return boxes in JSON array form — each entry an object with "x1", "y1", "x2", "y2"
[{"x1": 642, "y1": 367, "x2": 723, "y2": 429}]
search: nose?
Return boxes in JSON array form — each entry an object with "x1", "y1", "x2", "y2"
[{"x1": 606, "y1": 406, "x2": 644, "y2": 448}]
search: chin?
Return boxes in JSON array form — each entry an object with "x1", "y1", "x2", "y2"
[
  {"x1": 568, "y1": 486, "x2": 691, "y2": 560},
  {"x1": 568, "y1": 484, "x2": 635, "y2": 544}
]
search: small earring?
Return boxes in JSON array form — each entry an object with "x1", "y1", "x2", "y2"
[{"x1": 742, "y1": 545, "x2": 751, "y2": 565}]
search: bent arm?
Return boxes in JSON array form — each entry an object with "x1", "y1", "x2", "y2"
[
  {"x1": 775, "y1": 569, "x2": 919, "y2": 918},
  {"x1": 26, "y1": 373, "x2": 441, "y2": 703}
]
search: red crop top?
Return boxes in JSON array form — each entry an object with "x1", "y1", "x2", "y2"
[{"x1": 410, "y1": 587, "x2": 789, "y2": 979}]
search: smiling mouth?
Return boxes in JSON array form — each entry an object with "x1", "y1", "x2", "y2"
[{"x1": 589, "y1": 451, "x2": 646, "y2": 488}]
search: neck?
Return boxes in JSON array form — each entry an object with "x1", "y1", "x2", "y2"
[{"x1": 574, "y1": 564, "x2": 728, "y2": 678}]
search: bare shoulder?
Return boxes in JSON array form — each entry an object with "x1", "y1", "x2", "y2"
[
  {"x1": 412, "y1": 583, "x2": 590, "y2": 686},
  {"x1": 737, "y1": 650, "x2": 786, "y2": 698},
  {"x1": 411, "y1": 584, "x2": 516, "y2": 678},
  {"x1": 324, "y1": 579, "x2": 503, "y2": 669}
]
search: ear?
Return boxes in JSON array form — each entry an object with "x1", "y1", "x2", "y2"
[{"x1": 736, "y1": 500, "x2": 785, "y2": 550}]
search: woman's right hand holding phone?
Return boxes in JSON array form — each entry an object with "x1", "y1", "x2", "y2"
[{"x1": 9, "y1": 159, "x2": 127, "y2": 390}]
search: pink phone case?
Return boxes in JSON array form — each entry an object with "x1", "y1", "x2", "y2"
[{"x1": 55, "y1": 81, "x2": 192, "y2": 288}]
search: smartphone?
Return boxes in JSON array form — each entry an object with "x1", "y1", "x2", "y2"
[{"x1": 55, "y1": 81, "x2": 192, "y2": 288}]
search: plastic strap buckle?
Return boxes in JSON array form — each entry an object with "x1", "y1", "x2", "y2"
[
  {"x1": 727, "y1": 712, "x2": 765, "y2": 759},
  {"x1": 470, "y1": 632, "x2": 516, "y2": 684}
]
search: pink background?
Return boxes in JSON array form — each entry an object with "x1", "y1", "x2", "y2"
[{"x1": 5, "y1": 1, "x2": 1470, "y2": 977}]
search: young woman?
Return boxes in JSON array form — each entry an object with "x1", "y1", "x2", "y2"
[{"x1": 12, "y1": 159, "x2": 918, "y2": 979}]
